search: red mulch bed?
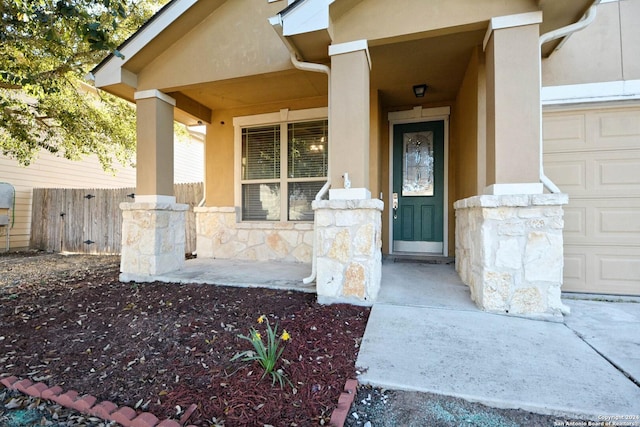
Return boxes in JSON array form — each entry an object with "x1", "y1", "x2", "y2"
[{"x1": 0, "y1": 255, "x2": 370, "y2": 426}]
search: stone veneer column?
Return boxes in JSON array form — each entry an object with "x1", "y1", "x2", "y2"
[
  {"x1": 120, "y1": 202, "x2": 188, "y2": 281},
  {"x1": 313, "y1": 199, "x2": 383, "y2": 306},
  {"x1": 454, "y1": 193, "x2": 569, "y2": 318}
]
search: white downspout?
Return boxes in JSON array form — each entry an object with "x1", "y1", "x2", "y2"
[
  {"x1": 293, "y1": 54, "x2": 331, "y2": 285},
  {"x1": 269, "y1": 15, "x2": 331, "y2": 285},
  {"x1": 538, "y1": 4, "x2": 598, "y2": 193}
]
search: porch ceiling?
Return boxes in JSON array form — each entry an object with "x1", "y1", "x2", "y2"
[
  {"x1": 167, "y1": 29, "x2": 486, "y2": 118},
  {"x1": 370, "y1": 29, "x2": 487, "y2": 108},
  {"x1": 172, "y1": 69, "x2": 328, "y2": 113}
]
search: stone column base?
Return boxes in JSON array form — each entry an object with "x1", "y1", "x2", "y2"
[
  {"x1": 120, "y1": 202, "x2": 188, "y2": 281},
  {"x1": 454, "y1": 194, "x2": 569, "y2": 318},
  {"x1": 313, "y1": 199, "x2": 384, "y2": 306}
]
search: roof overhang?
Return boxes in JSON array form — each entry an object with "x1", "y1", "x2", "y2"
[
  {"x1": 269, "y1": 0, "x2": 334, "y2": 62},
  {"x1": 90, "y1": 0, "x2": 198, "y2": 88},
  {"x1": 89, "y1": 0, "x2": 215, "y2": 125},
  {"x1": 270, "y1": 0, "x2": 598, "y2": 62}
]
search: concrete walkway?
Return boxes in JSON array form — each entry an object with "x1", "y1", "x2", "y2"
[{"x1": 356, "y1": 259, "x2": 640, "y2": 419}]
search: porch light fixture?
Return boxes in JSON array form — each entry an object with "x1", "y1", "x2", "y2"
[{"x1": 413, "y1": 84, "x2": 427, "y2": 98}]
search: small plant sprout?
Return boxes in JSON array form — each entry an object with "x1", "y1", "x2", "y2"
[{"x1": 232, "y1": 314, "x2": 292, "y2": 388}]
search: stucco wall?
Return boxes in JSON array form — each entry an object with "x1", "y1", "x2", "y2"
[
  {"x1": 452, "y1": 47, "x2": 482, "y2": 201},
  {"x1": 331, "y1": 0, "x2": 538, "y2": 45},
  {"x1": 542, "y1": 0, "x2": 640, "y2": 86},
  {"x1": 137, "y1": 0, "x2": 292, "y2": 91}
]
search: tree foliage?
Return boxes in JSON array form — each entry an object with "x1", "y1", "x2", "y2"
[{"x1": 0, "y1": 0, "x2": 169, "y2": 170}]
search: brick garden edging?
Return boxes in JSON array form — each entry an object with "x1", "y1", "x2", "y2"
[
  {"x1": 2, "y1": 374, "x2": 358, "y2": 426},
  {"x1": 329, "y1": 378, "x2": 358, "y2": 427},
  {"x1": 0, "y1": 375, "x2": 195, "y2": 427}
]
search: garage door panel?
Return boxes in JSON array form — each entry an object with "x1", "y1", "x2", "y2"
[
  {"x1": 545, "y1": 108, "x2": 640, "y2": 152},
  {"x1": 545, "y1": 149, "x2": 640, "y2": 197},
  {"x1": 590, "y1": 109, "x2": 640, "y2": 150},
  {"x1": 593, "y1": 200, "x2": 640, "y2": 242},
  {"x1": 544, "y1": 106, "x2": 640, "y2": 296},
  {"x1": 563, "y1": 246, "x2": 640, "y2": 295},
  {"x1": 563, "y1": 206, "x2": 586, "y2": 235},
  {"x1": 544, "y1": 159, "x2": 586, "y2": 191},
  {"x1": 562, "y1": 198, "x2": 640, "y2": 245},
  {"x1": 563, "y1": 252, "x2": 586, "y2": 287},
  {"x1": 543, "y1": 114, "x2": 586, "y2": 152},
  {"x1": 597, "y1": 157, "x2": 640, "y2": 187},
  {"x1": 597, "y1": 110, "x2": 640, "y2": 139},
  {"x1": 601, "y1": 256, "x2": 640, "y2": 282},
  {"x1": 599, "y1": 208, "x2": 640, "y2": 233}
]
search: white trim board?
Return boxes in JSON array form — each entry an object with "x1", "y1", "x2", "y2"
[{"x1": 542, "y1": 80, "x2": 640, "y2": 106}]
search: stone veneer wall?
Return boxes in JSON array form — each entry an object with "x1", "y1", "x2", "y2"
[
  {"x1": 454, "y1": 194, "x2": 569, "y2": 317},
  {"x1": 120, "y1": 202, "x2": 188, "y2": 281},
  {"x1": 314, "y1": 199, "x2": 384, "y2": 305},
  {"x1": 194, "y1": 207, "x2": 314, "y2": 263}
]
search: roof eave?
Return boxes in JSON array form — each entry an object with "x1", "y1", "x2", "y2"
[{"x1": 91, "y1": 0, "x2": 198, "y2": 89}]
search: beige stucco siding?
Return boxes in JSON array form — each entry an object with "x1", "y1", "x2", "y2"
[
  {"x1": 331, "y1": 0, "x2": 537, "y2": 45},
  {"x1": 137, "y1": 0, "x2": 293, "y2": 93},
  {"x1": 452, "y1": 47, "x2": 483, "y2": 201},
  {"x1": 542, "y1": 0, "x2": 640, "y2": 86},
  {"x1": 620, "y1": 0, "x2": 640, "y2": 80},
  {"x1": 543, "y1": 104, "x2": 640, "y2": 296}
]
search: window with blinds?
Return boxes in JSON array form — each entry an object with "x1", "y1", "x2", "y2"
[{"x1": 241, "y1": 119, "x2": 328, "y2": 221}]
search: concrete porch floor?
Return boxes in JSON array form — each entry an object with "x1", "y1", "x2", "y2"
[{"x1": 146, "y1": 256, "x2": 640, "y2": 418}]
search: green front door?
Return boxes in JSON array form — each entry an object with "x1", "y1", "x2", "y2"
[{"x1": 392, "y1": 120, "x2": 445, "y2": 253}]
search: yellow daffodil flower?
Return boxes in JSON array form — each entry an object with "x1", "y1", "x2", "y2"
[
  {"x1": 281, "y1": 330, "x2": 291, "y2": 341},
  {"x1": 257, "y1": 315, "x2": 266, "y2": 324}
]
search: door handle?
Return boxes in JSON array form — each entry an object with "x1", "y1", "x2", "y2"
[{"x1": 393, "y1": 193, "x2": 398, "y2": 219}]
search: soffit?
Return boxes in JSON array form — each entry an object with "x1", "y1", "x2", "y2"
[
  {"x1": 370, "y1": 29, "x2": 487, "y2": 108},
  {"x1": 168, "y1": 69, "x2": 328, "y2": 112}
]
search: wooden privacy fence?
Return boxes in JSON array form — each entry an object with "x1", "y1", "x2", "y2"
[{"x1": 30, "y1": 183, "x2": 203, "y2": 255}]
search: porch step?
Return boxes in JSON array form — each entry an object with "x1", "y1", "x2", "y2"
[{"x1": 384, "y1": 254, "x2": 454, "y2": 265}]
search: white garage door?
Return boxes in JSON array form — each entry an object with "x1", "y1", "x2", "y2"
[{"x1": 543, "y1": 104, "x2": 640, "y2": 296}]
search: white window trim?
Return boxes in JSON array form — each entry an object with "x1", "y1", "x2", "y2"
[{"x1": 233, "y1": 107, "x2": 328, "y2": 222}]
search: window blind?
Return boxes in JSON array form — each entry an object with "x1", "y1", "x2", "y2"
[
  {"x1": 241, "y1": 119, "x2": 328, "y2": 222},
  {"x1": 288, "y1": 120, "x2": 328, "y2": 179},
  {"x1": 242, "y1": 125, "x2": 281, "y2": 180}
]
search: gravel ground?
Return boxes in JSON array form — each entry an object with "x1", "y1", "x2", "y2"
[{"x1": 344, "y1": 385, "x2": 599, "y2": 427}]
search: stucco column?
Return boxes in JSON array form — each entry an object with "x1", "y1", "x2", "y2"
[
  {"x1": 328, "y1": 40, "x2": 371, "y2": 199},
  {"x1": 134, "y1": 90, "x2": 176, "y2": 202},
  {"x1": 484, "y1": 12, "x2": 543, "y2": 195},
  {"x1": 121, "y1": 90, "x2": 186, "y2": 281}
]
